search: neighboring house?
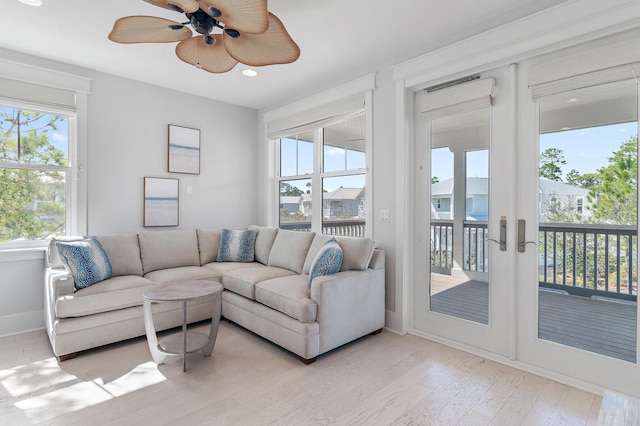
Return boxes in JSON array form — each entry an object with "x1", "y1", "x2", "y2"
[
  {"x1": 301, "y1": 193, "x2": 312, "y2": 216},
  {"x1": 430, "y1": 177, "x2": 590, "y2": 221},
  {"x1": 538, "y1": 177, "x2": 591, "y2": 221},
  {"x1": 430, "y1": 177, "x2": 488, "y2": 221},
  {"x1": 280, "y1": 195, "x2": 302, "y2": 215},
  {"x1": 322, "y1": 187, "x2": 365, "y2": 219}
]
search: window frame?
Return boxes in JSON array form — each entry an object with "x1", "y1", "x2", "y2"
[
  {"x1": 0, "y1": 59, "x2": 89, "y2": 251},
  {"x1": 276, "y1": 112, "x2": 370, "y2": 235},
  {"x1": 0, "y1": 99, "x2": 78, "y2": 249}
]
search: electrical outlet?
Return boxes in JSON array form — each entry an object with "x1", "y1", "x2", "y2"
[{"x1": 380, "y1": 209, "x2": 390, "y2": 222}]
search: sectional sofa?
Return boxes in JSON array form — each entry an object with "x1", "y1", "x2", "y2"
[{"x1": 44, "y1": 226, "x2": 385, "y2": 364}]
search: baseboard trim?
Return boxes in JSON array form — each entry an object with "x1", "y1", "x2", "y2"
[{"x1": 0, "y1": 310, "x2": 44, "y2": 338}]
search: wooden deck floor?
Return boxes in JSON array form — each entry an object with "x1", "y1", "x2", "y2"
[{"x1": 430, "y1": 273, "x2": 638, "y2": 362}]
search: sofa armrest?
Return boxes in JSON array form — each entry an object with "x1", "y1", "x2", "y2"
[
  {"x1": 44, "y1": 268, "x2": 74, "y2": 331},
  {"x1": 46, "y1": 268, "x2": 75, "y2": 299},
  {"x1": 310, "y1": 266, "x2": 385, "y2": 353},
  {"x1": 368, "y1": 249, "x2": 385, "y2": 270}
]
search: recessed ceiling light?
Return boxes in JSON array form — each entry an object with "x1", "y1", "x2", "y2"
[
  {"x1": 19, "y1": 0, "x2": 44, "y2": 6},
  {"x1": 242, "y1": 69, "x2": 258, "y2": 77}
]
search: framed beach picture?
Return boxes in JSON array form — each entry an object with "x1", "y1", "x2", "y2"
[
  {"x1": 144, "y1": 177, "x2": 179, "y2": 227},
  {"x1": 168, "y1": 124, "x2": 200, "y2": 174}
]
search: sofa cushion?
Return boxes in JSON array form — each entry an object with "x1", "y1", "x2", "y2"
[
  {"x1": 143, "y1": 266, "x2": 221, "y2": 284},
  {"x1": 217, "y1": 229, "x2": 258, "y2": 262},
  {"x1": 302, "y1": 234, "x2": 333, "y2": 274},
  {"x1": 248, "y1": 225, "x2": 278, "y2": 265},
  {"x1": 303, "y1": 235, "x2": 375, "y2": 274},
  {"x1": 48, "y1": 236, "x2": 83, "y2": 269},
  {"x1": 222, "y1": 265, "x2": 296, "y2": 300},
  {"x1": 268, "y1": 229, "x2": 315, "y2": 274},
  {"x1": 56, "y1": 275, "x2": 155, "y2": 318},
  {"x1": 255, "y1": 275, "x2": 318, "y2": 323},
  {"x1": 203, "y1": 261, "x2": 262, "y2": 275},
  {"x1": 197, "y1": 228, "x2": 221, "y2": 265},
  {"x1": 309, "y1": 238, "x2": 343, "y2": 285},
  {"x1": 56, "y1": 237, "x2": 113, "y2": 290},
  {"x1": 95, "y1": 234, "x2": 143, "y2": 277},
  {"x1": 138, "y1": 230, "x2": 200, "y2": 274},
  {"x1": 336, "y1": 236, "x2": 375, "y2": 271}
]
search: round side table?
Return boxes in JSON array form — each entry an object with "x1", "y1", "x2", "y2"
[{"x1": 143, "y1": 280, "x2": 223, "y2": 372}]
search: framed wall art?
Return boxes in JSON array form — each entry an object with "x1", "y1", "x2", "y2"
[
  {"x1": 168, "y1": 124, "x2": 200, "y2": 174},
  {"x1": 144, "y1": 177, "x2": 179, "y2": 227}
]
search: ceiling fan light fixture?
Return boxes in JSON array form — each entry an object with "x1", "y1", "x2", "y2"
[
  {"x1": 208, "y1": 7, "x2": 222, "y2": 18},
  {"x1": 225, "y1": 29, "x2": 241, "y2": 39},
  {"x1": 166, "y1": 3, "x2": 184, "y2": 13},
  {"x1": 112, "y1": 0, "x2": 300, "y2": 73}
]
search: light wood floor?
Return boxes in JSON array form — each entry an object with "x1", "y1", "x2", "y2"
[{"x1": 0, "y1": 322, "x2": 602, "y2": 425}]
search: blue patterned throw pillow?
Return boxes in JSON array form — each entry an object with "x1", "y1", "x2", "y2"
[
  {"x1": 217, "y1": 229, "x2": 258, "y2": 262},
  {"x1": 56, "y1": 236, "x2": 113, "y2": 290},
  {"x1": 309, "y1": 238, "x2": 343, "y2": 286}
]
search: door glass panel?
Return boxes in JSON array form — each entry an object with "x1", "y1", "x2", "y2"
[
  {"x1": 430, "y1": 108, "x2": 490, "y2": 324},
  {"x1": 538, "y1": 83, "x2": 638, "y2": 362}
]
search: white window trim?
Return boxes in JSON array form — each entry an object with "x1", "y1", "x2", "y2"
[
  {"x1": 263, "y1": 75, "x2": 375, "y2": 238},
  {"x1": 0, "y1": 58, "x2": 90, "y2": 251}
]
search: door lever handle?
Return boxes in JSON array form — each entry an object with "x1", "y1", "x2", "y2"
[
  {"x1": 488, "y1": 216, "x2": 507, "y2": 251},
  {"x1": 517, "y1": 219, "x2": 537, "y2": 253}
]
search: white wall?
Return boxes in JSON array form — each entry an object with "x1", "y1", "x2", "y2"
[
  {"x1": 86, "y1": 72, "x2": 258, "y2": 234},
  {"x1": 0, "y1": 56, "x2": 258, "y2": 336}
]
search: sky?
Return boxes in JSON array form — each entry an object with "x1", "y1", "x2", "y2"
[
  {"x1": 431, "y1": 122, "x2": 638, "y2": 182},
  {"x1": 280, "y1": 138, "x2": 366, "y2": 192},
  {"x1": 1, "y1": 106, "x2": 70, "y2": 163}
]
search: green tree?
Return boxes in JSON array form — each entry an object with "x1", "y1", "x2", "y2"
[
  {"x1": 279, "y1": 182, "x2": 303, "y2": 196},
  {"x1": 539, "y1": 147, "x2": 566, "y2": 181},
  {"x1": 587, "y1": 136, "x2": 637, "y2": 225},
  {"x1": 0, "y1": 109, "x2": 67, "y2": 241},
  {"x1": 565, "y1": 169, "x2": 600, "y2": 189}
]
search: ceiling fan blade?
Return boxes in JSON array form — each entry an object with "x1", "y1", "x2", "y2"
[
  {"x1": 176, "y1": 35, "x2": 239, "y2": 73},
  {"x1": 198, "y1": 0, "x2": 269, "y2": 34},
  {"x1": 109, "y1": 16, "x2": 193, "y2": 44},
  {"x1": 223, "y1": 13, "x2": 300, "y2": 66},
  {"x1": 143, "y1": 0, "x2": 200, "y2": 13}
]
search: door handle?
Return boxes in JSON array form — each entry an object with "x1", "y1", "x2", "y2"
[
  {"x1": 517, "y1": 219, "x2": 537, "y2": 253},
  {"x1": 488, "y1": 216, "x2": 507, "y2": 251}
]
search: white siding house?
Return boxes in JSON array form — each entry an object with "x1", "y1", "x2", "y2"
[{"x1": 431, "y1": 177, "x2": 590, "y2": 221}]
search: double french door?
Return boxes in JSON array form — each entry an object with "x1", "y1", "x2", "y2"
[{"x1": 412, "y1": 61, "x2": 640, "y2": 396}]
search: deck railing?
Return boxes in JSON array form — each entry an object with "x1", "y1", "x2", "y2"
[
  {"x1": 430, "y1": 220, "x2": 488, "y2": 273},
  {"x1": 430, "y1": 220, "x2": 638, "y2": 300},
  {"x1": 539, "y1": 223, "x2": 637, "y2": 301},
  {"x1": 279, "y1": 219, "x2": 366, "y2": 238}
]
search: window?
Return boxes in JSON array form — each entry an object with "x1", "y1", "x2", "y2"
[
  {"x1": 277, "y1": 112, "x2": 368, "y2": 236},
  {"x1": 0, "y1": 72, "x2": 84, "y2": 247},
  {"x1": 576, "y1": 197, "x2": 584, "y2": 214},
  {"x1": 0, "y1": 104, "x2": 73, "y2": 243},
  {"x1": 265, "y1": 77, "x2": 374, "y2": 237}
]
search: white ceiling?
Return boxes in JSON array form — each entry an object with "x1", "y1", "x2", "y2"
[{"x1": 0, "y1": 0, "x2": 568, "y2": 110}]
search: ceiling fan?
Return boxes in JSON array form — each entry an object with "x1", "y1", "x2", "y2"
[{"x1": 108, "y1": 0, "x2": 300, "y2": 73}]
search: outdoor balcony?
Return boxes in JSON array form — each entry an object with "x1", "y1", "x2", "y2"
[{"x1": 431, "y1": 220, "x2": 638, "y2": 363}]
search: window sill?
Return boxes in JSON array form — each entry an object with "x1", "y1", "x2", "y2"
[{"x1": 0, "y1": 247, "x2": 47, "y2": 263}]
